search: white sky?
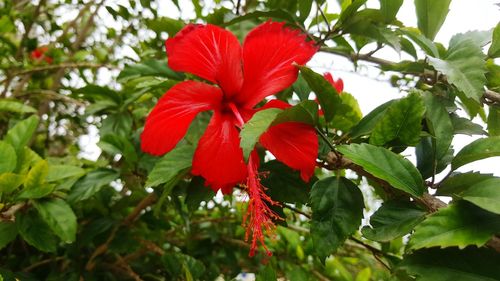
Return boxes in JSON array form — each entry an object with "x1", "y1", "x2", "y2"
[{"x1": 79, "y1": 0, "x2": 500, "y2": 177}]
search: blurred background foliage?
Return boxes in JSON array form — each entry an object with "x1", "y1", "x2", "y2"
[{"x1": 0, "y1": 0, "x2": 500, "y2": 280}]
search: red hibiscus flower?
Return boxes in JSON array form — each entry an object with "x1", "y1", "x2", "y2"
[
  {"x1": 141, "y1": 21, "x2": 318, "y2": 256},
  {"x1": 30, "y1": 46, "x2": 53, "y2": 64},
  {"x1": 324, "y1": 72, "x2": 344, "y2": 93}
]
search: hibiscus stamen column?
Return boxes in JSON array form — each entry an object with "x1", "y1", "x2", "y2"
[
  {"x1": 243, "y1": 155, "x2": 281, "y2": 257},
  {"x1": 228, "y1": 102, "x2": 280, "y2": 257}
]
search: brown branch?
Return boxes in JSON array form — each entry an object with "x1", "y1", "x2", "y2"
[
  {"x1": 23, "y1": 257, "x2": 65, "y2": 272},
  {"x1": 484, "y1": 89, "x2": 500, "y2": 105},
  {"x1": 85, "y1": 193, "x2": 157, "y2": 271},
  {"x1": 10, "y1": 62, "x2": 113, "y2": 77}
]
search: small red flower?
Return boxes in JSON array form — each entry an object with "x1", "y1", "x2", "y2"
[
  {"x1": 324, "y1": 72, "x2": 344, "y2": 93},
  {"x1": 30, "y1": 46, "x2": 53, "y2": 64},
  {"x1": 141, "y1": 21, "x2": 318, "y2": 256}
]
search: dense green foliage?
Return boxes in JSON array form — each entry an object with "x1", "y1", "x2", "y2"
[{"x1": 1, "y1": 0, "x2": 500, "y2": 280}]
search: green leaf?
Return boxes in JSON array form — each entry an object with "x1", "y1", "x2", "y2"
[
  {"x1": 399, "y1": 247, "x2": 500, "y2": 281},
  {"x1": 46, "y1": 165, "x2": 85, "y2": 182},
  {"x1": 380, "y1": 0, "x2": 403, "y2": 22},
  {"x1": 223, "y1": 10, "x2": 298, "y2": 26},
  {"x1": 0, "y1": 100, "x2": 36, "y2": 114},
  {"x1": 240, "y1": 108, "x2": 282, "y2": 161},
  {"x1": 23, "y1": 160, "x2": 48, "y2": 190},
  {"x1": 488, "y1": 23, "x2": 500, "y2": 58},
  {"x1": 118, "y1": 59, "x2": 184, "y2": 82},
  {"x1": 100, "y1": 112, "x2": 133, "y2": 138},
  {"x1": 68, "y1": 168, "x2": 119, "y2": 202},
  {"x1": 337, "y1": 143, "x2": 425, "y2": 197},
  {"x1": 414, "y1": 0, "x2": 451, "y2": 40},
  {"x1": 362, "y1": 200, "x2": 426, "y2": 242},
  {"x1": 0, "y1": 16, "x2": 14, "y2": 33},
  {"x1": 240, "y1": 101, "x2": 318, "y2": 160},
  {"x1": 330, "y1": 93, "x2": 362, "y2": 132},
  {"x1": 0, "y1": 173, "x2": 24, "y2": 195},
  {"x1": 0, "y1": 141, "x2": 16, "y2": 174},
  {"x1": 185, "y1": 177, "x2": 214, "y2": 213},
  {"x1": 16, "y1": 210, "x2": 58, "y2": 252},
  {"x1": 400, "y1": 27, "x2": 440, "y2": 58},
  {"x1": 272, "y1": 100, "x2": 319, "y2": 126},
  {"x1": 146, "y1": 144, "x2": 194, "y2": 187},
  {"x1": 0, "y1": 222, "x2": 17, "y2": 250},
  {"x1": 256, "y1": 264, "x2": 277, "y2": 281},
  {"x1": 34, "y1": 198, "x2": 77, "y2": 243},
  {"x1": 98, "y1": 134, "x2": 138, "y2": 165},
  {"x1": 451, "y1": 114, "x2": 487, "y2": 136},
  {"x1": 487, "y1": 105, "x2": 500, "y2": 136},
  {"x1": 428, "y1": 34, "x2": 487, "y2": 102},
  {"x1": 146, "y1": 17, "x2": 183, "y2": 37},
  {"x1": 460, "y1": 178, "x2": 500, "y2": 214},
  {"x1": 298, "y1": 0, "x2": 313, "y2": 21},
  {"x1": 310, "y1": 177, "x2": 364, "y2": 258},
  {"x1": 298, "y1": 65, "x2": 340, "y2": 122},
  {"x1": 349, "y1": 100, "x2": 394, "y2": 139},
  {"x1": 451, "y1": 136, "x2": 500, "y2": 170},
  {"x1": 261, "y1": 160, "x2": 314, "y2": 205},
  {"x1": 437, "y1": 172, "x2": 494, "y2": 196},
  {"x1": 408, "y1": 201, "x2": 500, "y2": 250},
  {"x1": 422, "y1": 92, "x2": 453, "y2": 159},
  {"x1": 5, "y1": 115, "x2": 39, "y2": 152},
  {"x1": 16, "y1": 160, "x2": 53, "y2": 200},
  {"x1": 298, "y1": 66, "x2": 359, "y2": 124},
  {"x1": 292, "y1": 73, "x2": 311, "y2": 101},
  {"x1": 370, "y1": 91, "x2": 426, "y2": 146}
]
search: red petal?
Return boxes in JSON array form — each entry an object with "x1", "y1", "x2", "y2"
[
  {"x1": 191, "y1": 111, "x2": 247, "y2": 192},
  {"x1": 237, "y1": 21, "x2": 317, "y2": 108},
  {"x1": 166, "y1": 24, "x2": 243, "y2": 97},
  {"x1": 141, "y1": 81, "x2": 222, "y2": 156},
  {"x1": 260, "y1": 122, "x2": 318, "y2": 182},
  {"x1": 323, "y1": 72, "x2": 344, "y2": 93}
]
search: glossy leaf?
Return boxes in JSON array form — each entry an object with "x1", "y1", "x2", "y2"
[
  {"x1": 23, "y1": 160, "x2": 48, "y2": 190},
  {"x1": 460, "y1": 178, "x2": 500, "y2": 214},
  {"x1": 337, "y1": 143, "x2": 425, "y2": 197},
  {"x1": 408, "y1": 201, "x2": 500, "y2": 250},
  {"x1": 370, "y1": 91, "x2": 426, "y2": 146},
  {"x1": 298, "y1": 65, "x2": 342, "y2": 123},
  {"x1": 329, "y1": 92, "x2": 362, "y2": 132},
  {"x1": 67, "y1": 168, "x2": 119, "y2": 202},
  {"x1": 261, "y1": 160, "x2": 314, "y2": 205},
  {"x1": 428, "y1": 34, "x2": 487, "y2": 102},
  {"x1": 451, "y1": 114, "x2": 487, "y2": 136},
  {"x1": 240, "y1": 108, "x2": 282, "y2": 161},
  {"x1": 4, "y1": 115, "x2": 39, "y2": 152},
  {"x1": 310, "y1": 177, "x2": 364, "y2": 258},
  {"x1": 16, "y1": 210, "x2": 58, "y2": 252},
  {"x1": 414, "y1": 0, "x2": 451, "y2": 40},
  {"x1": 399, "y1": 247, "x2": 500, "y2": 281},
  {"x1": 380, "y1": 0, "x2": 403, "y2": 22},
  {"x1": 422, "y1": 92, "x2": 453, "y2": 159},
  {"x1": 0, "y1": 100, "x2": 36, "y2": 114},
  {"x1": 349, "y1": 100, "x2": 394, "y2": 139},
  {"x1": 0, "y1": 222, "x2": 17, "y2": 250},
  {"x1": 487, "y1": 105, "x2": 500, "y2": 136},
  {"x1": 34, "y1": 198, "x2": 77, "y2": 243},
  {"x1": 362, "y1": 200, "x2": 426, "y2": 242},
  {"x1": 437, "y1": 172, "x2": 494, "y2": 196},
  {"x1": 46, "y1": 165, "x2": 85, "y2": 182},
  {"x1": 0, "y1": 141, "x2": 16, "y2": 174},
  {"x1": 488, "y1": 23, "x2": 500, "y2": 58},
  {"x1": 0, "y1": 173, "x2": 24, "y2": 195},
  {"x1": 451, "y1": 136, "x2": 500, "y2": 170},
  {"x1": 146, "y1": 144, "x2": 194, "y2": 187}
]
